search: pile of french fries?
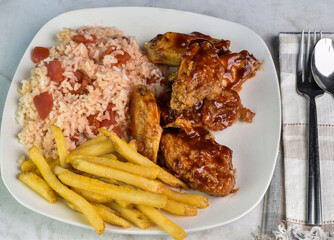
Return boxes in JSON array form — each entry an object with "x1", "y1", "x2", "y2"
[{"x1": 18, "y1": 125, "x2": 209, "y2": 240}]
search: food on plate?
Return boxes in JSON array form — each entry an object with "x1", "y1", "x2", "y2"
[
  {"x1": 160, "y1": 89, "x2": 255, "y2": 131},
  {"x1": 219, "y1": 50, "x2": 260, "y2": 91},
  {"x1": 31, "y1": 46, "x2": 50, "y2": 64},
  {"x1": 136, "y1": 205, "x2": 187, "y2": 240},
  {"x1": 67, "y1": 154, "x2": 160, "y2": 179},
  {"x1": 162, "y1": 199, "x2": 197, "y2": 216},
  {"x1": 107, "y1": 201, "x2": 151, "y2": 229},
  {"x1": 54, "y1": 166, "x2": 168, "y2": 208},
  {"x1": 52, "y1": 125, "x2": 69, "y2": 168},
  {"x1": 67, "y1": 201, "x2": 131, "y2": 228},
  {"x1": 160, "y1": 127, "x2": 235, "y2": 196},
  {"x1": 99, "y1": 128, "x2": 189, "y2": 189},
  {"x1": 130, "y1": 85, "x2": 162, "y2": 163},
  {"x1": 16, "y1": 25, "x2": 260, "y2": 238},
  {"x1": 161, "y1": 185, "x2": 209, "y2": 209},
  {"x1": 144, "y1": 32, "x2": 230, "y2": 66},
  {"x1": 28, "y1": 146, "x2": 106, "y2": 235},
  {"x1": 18, "y1": 171, "x2": 57, "y2": 203},
  {"x1": 67, "y1": 158, "x2": 164, "y2": 193},
  {"x1": 170, "y1": 40, "x2": 225, "y2": 111},
  {"x1": 17, "y1": 26, "x2": 165, "y2": 159}
]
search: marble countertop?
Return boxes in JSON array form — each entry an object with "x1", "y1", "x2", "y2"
[{"x1": 0, "y1": 0, "x2": 333, "y2": 239}]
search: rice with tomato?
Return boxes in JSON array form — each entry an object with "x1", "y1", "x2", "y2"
[{"x1": 17, "y1": 26, "x2": 165, "y2": 159}]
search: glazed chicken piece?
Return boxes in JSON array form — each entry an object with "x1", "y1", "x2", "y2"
[
  {"x1": 220, "y1": 50, "x2": 260, "y2": 91},
  {"x1": 144, "y1": 32, "x2": 230, "y2": 66},
  {"x1": 130, "y1": 85, "x2": 162, "y2": 163},
  {"x1": 160, "y1": 89, "x2": 255, "y2": 131},
  {"x1": 160, "y1": 127, "x2": 236, "y2": 196},
  {"x1": 170, "y1": 40, "x2": 225, "y2": 111}
]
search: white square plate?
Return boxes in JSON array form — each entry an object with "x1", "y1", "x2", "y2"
[{"x1": 0, "y1": 7, "x2": 281, "y2": 235}]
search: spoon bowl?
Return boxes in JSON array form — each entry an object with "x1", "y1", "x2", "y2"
[{"x1": 311, "y1": 38, "x2": 334, "y2": 95}]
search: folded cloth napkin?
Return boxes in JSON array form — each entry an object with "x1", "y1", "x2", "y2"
[{"x1": 279, "y1": 32, "x2": 334, "y2": 233}]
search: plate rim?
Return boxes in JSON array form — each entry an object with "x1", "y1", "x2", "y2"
[{"x1": 0, "y1": 6, "x2": 281, "y2": 235}]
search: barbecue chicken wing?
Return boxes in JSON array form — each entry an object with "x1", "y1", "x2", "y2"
[
  {"x1": 170, "y1": 40, "x2": 225, "y2": 111},
  {"x1": 160, "y1": 89, "x2": 255, "y2": 131},
  {"x1": 130, "y1": 85, "x2": 162, "y2": 163},
  {"x1": 220, "y1": 50, "x2": 260, "y2": 91},
  {"x1": 144, "y1": 32, "x2": 230, "y2": 66},
  {"x1": 160, "y1": 127, "x2": 236, "y2": 196}
]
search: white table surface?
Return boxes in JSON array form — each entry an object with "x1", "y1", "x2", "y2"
[{"x1": 0, "y1": 0, "x2": 333, "y2": 239}]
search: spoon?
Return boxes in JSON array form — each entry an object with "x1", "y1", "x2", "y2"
[{"x1": 311, "y1": 38, "x2": 334, "y2": 95}]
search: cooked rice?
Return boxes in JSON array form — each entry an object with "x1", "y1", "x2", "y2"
[{"x1": 17, "y1": 26, "x2": 165, "y2": 159}]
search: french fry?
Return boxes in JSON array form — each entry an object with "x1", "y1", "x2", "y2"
[
  {"x1": 28, "y1": 146, "x2": 105, "y2": 235},
  {"x1": 93, "y1": 204, "x2": 131, "y2": 228},
  {"x1": 71, "y1": 186, "x2": 131, "y2": 208},
  {"x1": 20, "y1": 159, "x2": 35, "y2": 172},
  {"x1": 71, "y1": 187, "x2": 112, "y2": 204},
  {"x1": 162, "y1": 199, "x2": 197, "y2": 216},
  {"x1": 67, "y1": 202, "x2": 130, "y2": 228},
  {"x1": 128, "y1": 139, "x2": 138, "y2": 152},
  {"x1": 136, "y1": 205, "x2": 187, "y2": 240},
  {"x1": 54, "y1": 166, "x2": 167, "y2": 208},
  {"x1": 100, "y1": 153, "x2": 117, "y2": 159},
  {"x1": 18, "y1": 172, "x2": 57, "y2": 204},
  {"x1": 108, "y1": 202, "x2": 151, "y2": 229},
  {"x1": 69, "y1": 141, "x2": 115, "y2": 156},
  {"x1": 99, "y1": 129, "x2": 188, "y2": 189},
  {"x1": 67, "y1": 154, "x2": 160, "y2": 179},
  {"x1": 76, "y1": 135, "x2": 106, "y2": 149},
  {"x1": 162, "y1": 185, "x2": 209, "y2": 209},
  {"x1": 51, "y1": 125, "x2": 68, "y2": 168},
  {"x1": 21, "y1": 158, "x2": 55, "y2": 172},
  {"x1": 69, "y1": 158, "x2": 164, "y2": 193}
]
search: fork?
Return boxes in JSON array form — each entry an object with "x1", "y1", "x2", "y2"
[{"x1": 297, "y1": 30, "x2": 324, "y2": 225}]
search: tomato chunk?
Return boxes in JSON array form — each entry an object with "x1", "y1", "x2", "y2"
[
  {"x1": 33, "y1": 91, "x2": 53, "y2": 120},
  {"x1": 72, "y1": 34, "x2": 97, "y2": 43},
  {"x1": 32, "y1": 47, "x2": 49, "y2": 64},
  {"x1": 45, "y1": 60, "x2": 64, "y2": 82},
  {"x1": 70, "y1": 70, "x2": 90, "y2": 94},
  {"x1": 87, "y1": 103, "x2": 120, "y2": 136},
  {"x1": 100, "y1": 104, "x2": 116, "y2": 127},
  {"x1": 102, "y1": 46, "x2": 131, "y2": 66}
]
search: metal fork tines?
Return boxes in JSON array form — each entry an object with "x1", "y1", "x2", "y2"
[{"x1": 296, "y1": 30, "x2": 324, "y2": 226}]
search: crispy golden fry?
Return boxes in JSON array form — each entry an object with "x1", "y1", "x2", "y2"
[
  {"x1": 144, "y1": 32, "x2": 230, "y2": 66},
  {"x1": 21, "y1": 160, "x2": 36, "y2": 172},
  {"x1": 18, "y1": 171, "x2": 57, "y2": 204},
  {"x1": 71, "y1": 187, "x2": 112, "y2": 204},
  {"x1": 162, "y1": 185, "x2": 209, "y2": 209},
  {"x1": 67, "y1": 202, "x2": 130, "y2": 228},
  {"x1": 93, "y1": 204, "x2": 131, "y2": 228},
  {"x1": 68, "y1": 158, "x2": 164, "y2": 193},
  {"x1": 71, "y1": 186, "x2": 132, "y2": 208},
  {"x1": 21, "y1": 158, "x2": 54, "y2": 172},
  {"x1": 99, "y1": 129, "x2": 188, "y2": 189},
  {"x1": 51, "y1": 125, "x2": 69, "y2": 168},
  {"x1": 76, "y1": 135, "x2": 107, "y2": 149},
  {"x1": 128, "y1": 139, "x2": 138, "y2": 152},
  {"x1": 54, "y1": 166, "x2": 167, "y2": 208},
  {"x1": 28, "y1": 147, "x2": 105, "y2": 235},
  {"x1": 136, "y1": 205, "x2": 187, "y2": 240},
  {"x1": 108, "y1": 202, "x2": 151, "y2": 229},
  {"x1": 69, "y1": 141, "x2": 115, "y2": 156},
  {"x1": 68, "y1": 154, "x2": 160, "y2": 179},
  {"x1": 163, "y1": 199, "x2": 197, "y2": 216},
  {"x1": 130, "y1": 85, "x2": 162, "y2": 163},
  {"x1": 100, "y1": 153, "x2": 117, "y2": 159}
]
